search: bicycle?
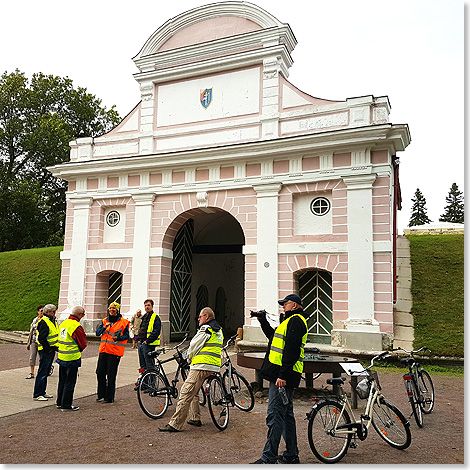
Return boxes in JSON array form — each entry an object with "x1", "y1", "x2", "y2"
[
  {"x1": 392, "y1": 346, "x2": 435, "y2": 428},
  {"x1": 136, "y1": 334, "x2": 190, "y2": 419},
  {"x1": 204, "y1": 333, "x2": 255, "y2": 430},
  {"x1": 307, "y1": 351, "x2": 411, "y2": 464}
]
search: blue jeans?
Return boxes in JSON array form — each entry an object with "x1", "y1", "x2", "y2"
[
  {"x1": 261, "y1": 382, "x2": 298, "y2": 463},
  {"x1": 138, "y1": 342, "x2": 156, "y2": 370},
  {"x1": 33, "y1": 350, "x2": 55, "y2": 398}
]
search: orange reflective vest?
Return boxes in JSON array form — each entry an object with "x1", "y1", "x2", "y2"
[{"x1": 99, "y1": 317, "x2": 130, "y2": 357}]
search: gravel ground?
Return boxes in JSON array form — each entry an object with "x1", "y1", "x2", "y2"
[{"x1": 0, "y1": 343, "x2": 464, "y2": 465}]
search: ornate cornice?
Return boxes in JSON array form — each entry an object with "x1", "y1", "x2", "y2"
[{"x1": 49, "y1": 124, "x2": 410, "y2": 181}]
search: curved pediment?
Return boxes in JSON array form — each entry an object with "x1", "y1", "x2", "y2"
[{"x1": 134, "y1": 1, "x2": 285, "y2": 59}]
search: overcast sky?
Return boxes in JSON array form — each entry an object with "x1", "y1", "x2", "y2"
[{"x1": 0, "y1": 0, "x2": 464, "y2": 233}]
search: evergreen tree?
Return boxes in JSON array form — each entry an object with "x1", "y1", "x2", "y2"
[
  {"x1": 409, "y1": 188, "x2": 432, "y2": 226},
  {"x1": 440, "y1": 183, "x2": 464, "y2": 223}
]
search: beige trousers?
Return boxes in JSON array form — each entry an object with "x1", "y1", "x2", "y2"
[{"x1": 168, "y1": 369, "x2": 213, "y2": 430}]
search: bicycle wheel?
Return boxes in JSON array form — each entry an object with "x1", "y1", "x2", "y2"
[
  {"x1": 407, "y1": 380, "x2": 423, "y2": 427},
  {"x1": 371, "y1": 397, "x2": 411, "y2": 449},
  {"x1": 137, "y1": 370, "x2": 169, "y2": 419},
  {"x1": 207, "y1": 375, "x2": 229, "y2": 431},
  {"x1": 307, "y1": 400, "x2": 352, "y2": 464},
  {"x1": 418, "y1": 370, "x2": 435, "y2": 414},
  {"x1": 199, "y1": 383, "x2": 207, "y2": 407},
  {"x1": 223, "y1": 369, "x2": 254, "y2": 412}
]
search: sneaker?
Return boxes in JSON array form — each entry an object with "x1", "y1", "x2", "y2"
[
  {"x1": 187, "y1": 419, "x2": 202, "y2": 427},
  {"x1": 103, "y1": 399, "x2": 114, "y2": 403},
  {"x1": 61, "y1": 406, "x2": 80, "y2": 411},
  {"x1": 250, "y1": 458, "x2": 274, "y2": 464},
  {"x1": 278, "y1": 455, "x2": 300, "y2": 464},
  {"x1": 158, "y1": 424, "x2": 180, "y2": 432},
  {"x1": 34, "y1": 396, "x2": 48, "y2": 401},
  {"x1": 25, "y1": 373, "x2": 34, "y2": 379},
  {"x1": 96, "y1": 398, "x2": 104, "y2": 402},
  {"x1": 43, "y1": 393, "x2": 53, "y2": 398}
]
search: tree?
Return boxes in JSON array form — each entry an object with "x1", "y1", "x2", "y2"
[
  {"x1": 409, "y1": 188, "x2": 432, "y2": 227},
  {"x1": 0, "y1": 70, "x2": 121, "y2": 251},
  {"x1": 439, "y1": 183, "x2": 464, "y2": 223}
]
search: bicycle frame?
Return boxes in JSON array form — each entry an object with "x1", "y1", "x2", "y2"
[
  {"x1": 136, "y1": 334, "x2": 189, "y2": 399},
  {"x1": 322, "y1": 377, "x2": 381, "y2": 440},
  {"x1": 393, "y1": 345, "x2": 433, "y2": 424}
]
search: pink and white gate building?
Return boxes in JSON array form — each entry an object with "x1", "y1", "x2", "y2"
[{"x1": 49, "y1": 2, "x2": 410, "y2": 350}]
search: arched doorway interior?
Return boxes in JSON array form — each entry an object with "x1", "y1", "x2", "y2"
[{"x1": 169, "y1": 209, "x2": 245, "y2": 340}]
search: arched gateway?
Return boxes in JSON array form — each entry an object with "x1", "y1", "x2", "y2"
[{"x1": 49, "y1": 2, "x2": 410, "y2": 351}]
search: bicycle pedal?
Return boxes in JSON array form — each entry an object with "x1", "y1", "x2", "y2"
[
  {"x1": 360, "y1": 414, "x2": 370, "y2": 421},
  {"x1": 349, "y1": 442, "x2": 357, "y2": 449}
]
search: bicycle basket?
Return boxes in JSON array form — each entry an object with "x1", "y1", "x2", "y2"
[{"x1": 355, "y1": 378, "x2": 371, "y2": 399}]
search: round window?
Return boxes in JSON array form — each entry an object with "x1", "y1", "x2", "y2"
[
  {"x1": 106, "y1": 210, "x2": 120, "y2": 227},
  {"x1": 310, "y1": 197, "x2": 331, "y2": 216}
]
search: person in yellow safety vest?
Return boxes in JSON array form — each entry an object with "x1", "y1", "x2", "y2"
[
  {"x1": 33, "y1": 304, "x2": 59, "y2": 401},
  {"x1": 159, "y1": 307, "x2": 223, "y2": 432},
  {"x1": 95, "y1": 302, "x2": 130, "y2": 403},
  {"x1": 56, "y1": 306, "x2": 87, "y2": 411},
  {"x1": 137, "y1": 299, "x2": 162, "y2": 371},
  {"x1": 251, "y1": 294, "x2": 308, "y2": 465}
]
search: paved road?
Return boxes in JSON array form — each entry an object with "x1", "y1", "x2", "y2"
[{"x1": 0, "y1": 342, "x2": 464, "y2": 465}]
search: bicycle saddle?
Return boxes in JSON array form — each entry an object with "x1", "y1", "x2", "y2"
[
  {"x1": 400, "y1": 357, "x2": 415, "y2": 366},
  {"x1": 326, "y1": 376, "x2": 347, "y2": 386}
]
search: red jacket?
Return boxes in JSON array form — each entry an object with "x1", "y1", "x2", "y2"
[{"x1": 68, "y1": 315, "x2": 87, "y2": 352}]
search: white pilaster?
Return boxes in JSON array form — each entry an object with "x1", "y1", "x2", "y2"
[
  {"x1": 66, "y1": 197, "x2": 93, "y2": 314},
  {"x1": 139, "y1": 81, "x2": 155, "y2": 154},
  {"x1": 130, "y1": 193, "x2": 155, "y2": 312},
  {"x1": 343, "y1": 174, "x2": 379, "y2": 331},
  {"x1": 253, "y1": 183, "x2": 282, "y2": 316},
  {"x1": 261, "y1": 57, "x2": 281, "y2": 139}
]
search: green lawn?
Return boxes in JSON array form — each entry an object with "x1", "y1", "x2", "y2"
[
  {"x1": 408, "y1": 234, "x2": 464, "y2": 357},
  {"x1": 0, "y1": 246, "x2": 62, "y2": 331}
]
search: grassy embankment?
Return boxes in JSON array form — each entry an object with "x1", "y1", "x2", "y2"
[
  {"x1": 0, "y1": 246, "x2": 62, "y2": 331},
  {"x1": 407, "y1": 234, "x2": 464, "y2": 358}
]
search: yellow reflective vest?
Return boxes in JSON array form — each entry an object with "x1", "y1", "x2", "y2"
[
  {"x1": 268, "y1": 314, "x2": 308, "y2": 373},
  {"x1": 146, "y1": 312, "x2": 161, "y2": 346},
  {"x1": 37, "y1": 316, "x2": 59, "y2": 351},
  {"x1": 58, "y1": 318, "x2": 81, "y2": 362},
  {"x1": 192, "y1": 327, "x2": 224, "y2": 367}
]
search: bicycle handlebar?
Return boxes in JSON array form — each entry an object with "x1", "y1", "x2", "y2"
[
  {"x1": 148, "y1": 333, "x2": 189, "y2": 358},
  {"x1": 392, "y1": 346, "x2": 431, "y2": 355},
  {"x1": 222, "y1": 333, "x2": 239, "y2": 351},
  {"x1": 348, "y1": 351, "x2": 390, "y2": 376}
]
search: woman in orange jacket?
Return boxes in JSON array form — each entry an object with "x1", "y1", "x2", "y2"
[{"x1": 95, "y1": 302, "x2": 130, "y2": 403}]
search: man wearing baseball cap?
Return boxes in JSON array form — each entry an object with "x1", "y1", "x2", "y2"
[{"x1": 251, "y1": 294, "x2": 308, "y2": 464}]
